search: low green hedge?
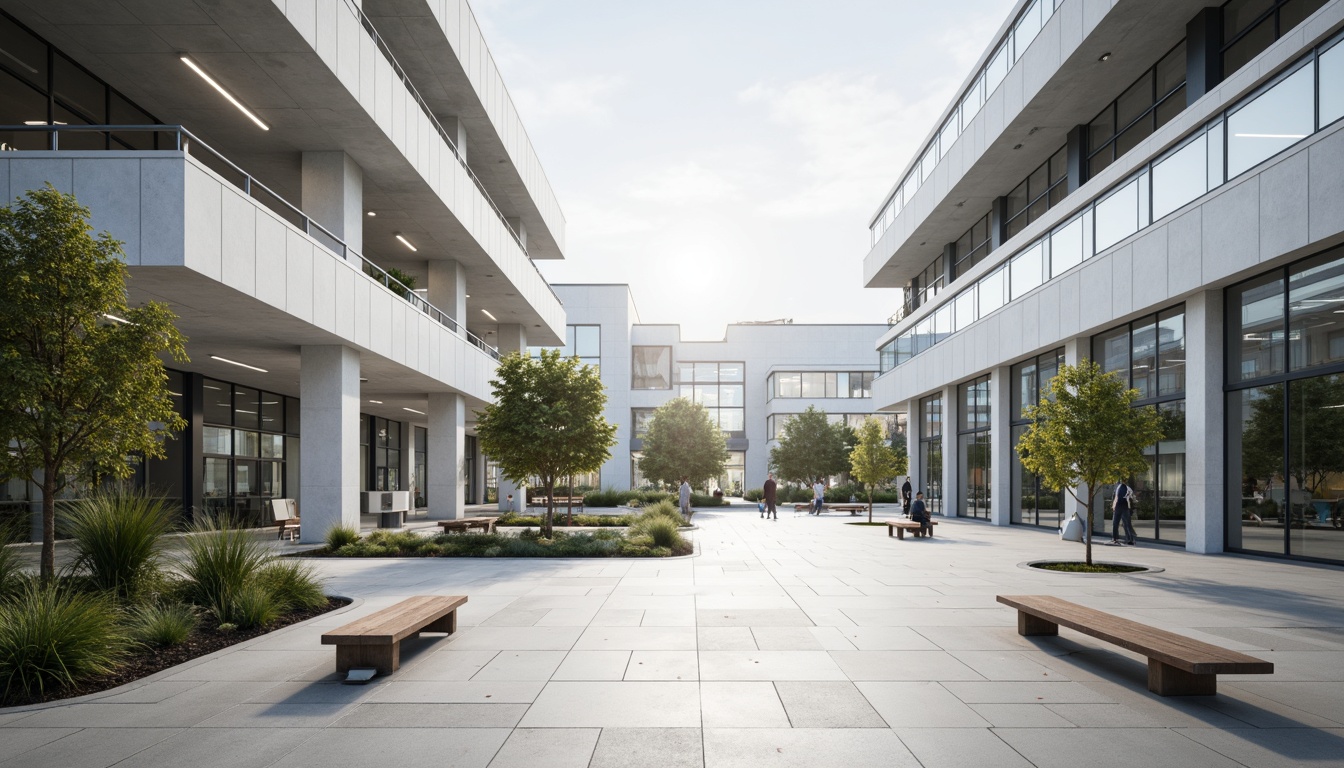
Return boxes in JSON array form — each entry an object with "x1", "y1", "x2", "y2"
[
  {"x1": 327, "y1": 526, "x2": 691, "y2": 558},
  {"x1": 499, "y1": 512, "x2": 635, "y2": 527}
]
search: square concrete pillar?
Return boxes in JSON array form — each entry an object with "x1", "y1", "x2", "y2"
[
  {"x1": 440, "y1": 115, "x2": 468, "y2": 162},
  {"x1": 299, "y1": 345, "x2": 360, "y2": 543},
  {"x1": 940, "y1": 385, "x2": 959, "y2": 518},
  {"x1": 1185, "y1": 290, "x2": 1224, "y2": 553},
  {"x1": 301, "y1": 151, "x2": 363, "y2": 254},
  {"x1": 989, "y1": 366, "x2": 1013, "y2": 526},
  {"x1": 905, "y1": 398, "x2": 921, "y2": 506},
  {"x1": 496, "y1": 323, "x2": 528, "y2": 356},
  {"x1": 428, "y1": 392, "x2": 466, "y2": 520},
  {"x1": 427, "y1": 259, "x2": 467, "y2": 332}
]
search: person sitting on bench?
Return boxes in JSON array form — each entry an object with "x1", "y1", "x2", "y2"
[{"x1": 909, "y1": 491, "x2": 932, "y2": 537}]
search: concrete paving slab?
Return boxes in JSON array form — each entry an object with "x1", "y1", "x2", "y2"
[
  {"x1": 111, "y1": 726, "x2": 308, "y2": 768},
  {"x1": 333, "y1": 702, "x2": 528, "y2": 728},
  {"x1": 856, "y1": 681, "x2": 992, "y2": 728},
  {"x1": 698, "y1": 651, "x2": 848, "y2": 681},
  {"x1": 702, "y1": 728, "x2": 920, "y2": 768},
  {"x1": 994, "y1": 727, "x2": 1247, "y2": 768},
  {"x1": 699, "y1": 681, "x2": 790, "y2": 728},
  {"x1": 269, "y1": 727, "x2": 510, "y2": 768},
  {"x1": 471, "y1": 650, "x2": 567, "y2": 681},
  {"x1": 487, "y1": 727, "x2": 599, "y2": 768},
  {"x1": 624, "y1": 650, "x2": 699, "y2": 681},
  {"x1": 589, "y1": 728, "x2": 704, "y2": 768},
  {"x1": 774, "y1": 681, "x2": 887, "y2": 728},
  {"x1": 574, "y1": 626, "x2": 697, "y2": 651},
  {"x1": 1176, "y1": 727, "x2": 1344, "y2": 768},
  {"x1": 519, "y1": 681, "x2": 701, "y2": 727},
  {"x1": 0, "y1": 727, "x2": 179, "y2": 768},
  {"x1": 895, "y1": 727, "x2": 1035, "y2": 767}
]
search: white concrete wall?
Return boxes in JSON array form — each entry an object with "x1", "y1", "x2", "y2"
[{"x1": 270, "y1": 0, "x2": 566, "y2": 341}]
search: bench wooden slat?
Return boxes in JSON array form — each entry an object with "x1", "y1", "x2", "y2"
[
  {"x1": 997, "y1": 595, "x2": 1273, "y2": 676},
  {"x1": 322, "y1": 595, "x2": 467, "y2": 646}
]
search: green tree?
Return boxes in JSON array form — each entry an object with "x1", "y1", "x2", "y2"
[
  {"x1": 638, "y1": 398, "x2": 727, "y2": 490},
  {"x1": 475, "y1": 349, "x2": 616, "y2": 537},
  {"x1": 849, "y1": 418, "x2": 906, "y2": 522},
  {"x1": 1016, "y1": 360, "x2": 1164, "y2": 565},
  {"x1": 0, "y1": 185, "x2": 187, "y2": 581},
  {"x1": 769, "y1": 406, "x2": 855, "y2": 486}
]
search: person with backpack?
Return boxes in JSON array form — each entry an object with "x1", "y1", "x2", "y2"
[{"x1": 1112, "y1": 480, "x2": 1137, "y2": 545}]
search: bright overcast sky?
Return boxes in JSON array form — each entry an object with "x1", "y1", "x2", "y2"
[{"x1": 473, "y1": 0, "x2": 1017, "y2": 340}]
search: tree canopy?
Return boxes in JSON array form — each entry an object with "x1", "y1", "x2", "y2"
[
  {"x1": 637, "y1": 397, "x2": 728, "y2": 490},
  {"x1": 475, "y1": 349, "x2": 615, "y2": 537},
  {"x1": 849, "y1": 417, "x2": 906, "y2": 522},
  {"x1": 769, "y1": 406, "x2": 855, "y2": 485},
  {"x1": 0, "y1": 185, "x2": 188, "y2": 580},
  {"x1": 1242, "y1": 379, "x2": 1344, "y2": 498},
  {"x1": 1016, "y1": 360, "x2": 1164, "y2": 565}
]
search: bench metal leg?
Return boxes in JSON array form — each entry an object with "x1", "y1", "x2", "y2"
[
  {"x1": 1017, "y1": 611, "x2": 1059, "y2": 636},
  {"x1": 335, "y1": 642, "x2": 399, "y2": 676},
  {"x1": 424, "y1": 609, "x2": 458, "y2": 635},
  {"x1": 1148, "y1": 659, "x2": 1216, "y2": 695},
  {"x1": 896, "y1": 527, "x2": 904, "y2": 539}
]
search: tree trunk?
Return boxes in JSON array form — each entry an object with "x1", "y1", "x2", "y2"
[
  {"x1": 1084, "y1": 489, "x2": 1095, "y2": 566},
  {"x1": 867, "y1": 488, "x2": 874, "y2": 524},
  {"x1": 543, "y1": 478, "x2": 555, "y2": 539},
  {"x1": 566, "y1": 474, "x2": 573, "y2": 527},
  {"x1": 40, "y1": 467, "x2": 57, "y2": 583}
]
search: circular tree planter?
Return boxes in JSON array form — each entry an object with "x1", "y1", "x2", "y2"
[{"x1": 1019, "y1": 559, "x2": 1164, "y2": 575}]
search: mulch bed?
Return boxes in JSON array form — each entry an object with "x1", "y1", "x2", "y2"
[{"x1": 2, "y1": 596, "x2": 349, "y2": 709}]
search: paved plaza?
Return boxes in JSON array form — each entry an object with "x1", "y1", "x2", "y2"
[{"x1": 3, "y1": 506, "x2": 1344, "y2": 767}]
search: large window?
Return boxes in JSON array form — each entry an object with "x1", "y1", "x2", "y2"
[
  {"x1": 531, "y1": 324, "x2": 600, "y2": 371},
  {"x1": 676, "y1": 361, "x2": 746, "y2": 435},
  {"x1": 1088, "y1": 42, "x2": 1187, "y2": 178},
  {"x1": 369, "y1": 417, "x2": 402, "y2": 492},
  {"x1": 632, "y1": 408, "x2": 656, "y2": 439},
  {"x1": 1011, "y1": 350, "x2": 1065, "y2": 528},
  {"x1": 1005, "y1": 147, "x2": 1068, "y2": 239},
  {"x1": 919, "y1": 394, "x2": 943, "y2": 516},
  {"x1": 953, "y1": 214, "x2": 993, "y2": 279},
  {"x1": 1090, "y1": 307, "x2": 1187, "y2": 544},
  {"x1": 958, "y1": 377, "x2": 992, "y2": 520},
  {"x1": 0, "y1": 10, "x2": 161, "y2": 152},
  {"x1": 1222, "y1": 0, "x2": 1328, "y2": 77},
  {"x1": 1228, "y1": 245, "x2": 1344, "y2": 564},
  {"x1": 768, "y1": 371, "x2": 875, "y2": 400},
  {"x1": 632, "y1": 346, "x2": 672, "y2": 389},
  {"x1": 201, "y1": 379, "x2": 293, "y2": 527}
]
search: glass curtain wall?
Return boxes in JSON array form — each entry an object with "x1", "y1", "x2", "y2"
[
  {"x1": 1228, "y1": 245, "x2": 1344, "y2": 563},
  {"x1": 413, "y1": 427, "x2": 427, "y2": 508},
  {"x1": 675, "y1": 362, "x2": 746, "y2": 435},
  {"x1": 1090, "y1": 307, "x2": 1187, "y2": 543},
  {"x1": 369, "y1": 417, "x2": 402, "y2": 492},
  {"x1": 919, "y1": 394, "x2": 944, "y2": 516},
  {"x1": 1222, "y1": 0, "x2": 1328, "y2": 77},
  {"x1": 201, "y1": 379, "x2": 292, "y2": 527},
  {"x1": 1010, "y1": 350, "x2": 1065, "y2": 527},
  {"x1": 957, "y1": 377, "x2": 992, "y2": 519}
]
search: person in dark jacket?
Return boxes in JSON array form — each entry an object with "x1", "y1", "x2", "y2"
[
  {"x1": 909, "y1": 491, "x2": 932, "y2": 538},
  {"x1": 762, "y1": 473, "x2": 778, "y2": 520},
  {"x1": 901, "y1": 479, "x2": 913, "y2": 514}
]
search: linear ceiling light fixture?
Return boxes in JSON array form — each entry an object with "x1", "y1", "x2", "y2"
[
  {"x1": 395, "y1": 234, "x2": 418, "y2": 252},
  {"x1": 210, "y1": 355, "x2": 268, "y2": 373},
  {"x1": 180, "y1": 55, "x2": 269, "y2": 131},
  {"x1": 481, "y1": 309, "x2": 498, "y2": 322},
  {"x1": 102, "y1": 313, "x2": 131, "y2": 324},
  {"x1": 402, "y1": 407, "x2": 425, "y2": 415}
]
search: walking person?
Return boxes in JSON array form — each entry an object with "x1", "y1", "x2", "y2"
[
  {"x1": 678, "y1": 476, "x2": 692, "y2": 520},
  {"x1": 1112, "y1": 479, "x2": 1137, "y2": 545},
  {"x1": 812, "y1": 477, "x2": 826, "y2": 515},
  {"x1": 763, "y1": 473, "x2": 778, "y2": 520},
  {"x1": 909, "y1": 491, "x2": 932, "y2": 537},
  {"x1": 901, "y1": 477, "x2": 913, "y2": 515}
]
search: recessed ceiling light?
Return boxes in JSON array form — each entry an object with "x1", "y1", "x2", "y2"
[
  {"x1": 1013, "y1": 143, "x2": 1023, "y2": 149},
  {"x1": 403, "y1": 407, "x2": 425, "y2": 415},
  {"x1": 481, "y1": 309, "x2": 498, "y2": 322},
  {"x1": 180, "y1": 55, "x2": 269, "y2": 130},
  {"x1": 1099, "y1": 52, "x2": 1112, "y2": 62},
  {"x1": 360, "y1": 378, "x2": 369, "y2": 382},
  {"x1": 367, "y1": 211, "x2": 376, "y2": 217},
  {"x1": 210, "y1": 355, "x2": 268, "y2": 373},
  {"x1": 395, "y1": 234, "x2": 417, "y2": 252},
  {"x1": 465, "y1": 294, "x2": 471, "y2": 298}
]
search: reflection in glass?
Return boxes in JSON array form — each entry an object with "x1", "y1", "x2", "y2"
[
  {"x1": 1158, "y1": 309, "x2": 1186, "y2": 396},
  {"x1": 979, "y1": 267, "x2": 1007, "y2": 315},
  {"x1": 203, "y1": 380, "x2": 232, "y2": 425},
  {"x1": 1288, "y1": 374, "x2": 1344, "y2": 561},
  {"x1": 1288, "y1": 249, "x2": 1344, "y2": 371},
  {"x1": 1094, "y1": 178, "x2": 1139, "y2": 252},
  {"x1": 1131, "y1": 317, "x2": 1158, "y2": 400},
  {"x1": 1230, "y1": 272, "x2": 1286, "y2": 381},
  {"x1": 632, "y1": 346, "x2": 672, "y2": 389},
  {"x1": 1010, "y1": 243, "x2": 1044, "y2": 300},
  {"x1": 1050, "y1": 216, "x2": 1083, "y2": 277},
  {"x1": 1152, "y1": 133, "x2": 1207, "y2": 221},
  {"x1": 1321, "y1": 40, "x2": 1344, "y2": 128},
  {"x1": 1227, "y1": 64, "x2": 1314, "y2": 178}
]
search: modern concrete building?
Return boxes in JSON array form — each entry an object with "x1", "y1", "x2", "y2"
[
  {"x1": 865, "y1": 0, "x2": 1344, "y2": 564},
  {"x1": 539, "y1": 284, "x2": 900, "y2": 495},
  {"x1": 0, "y1": 1, "x2": 567, "y2": 542}
]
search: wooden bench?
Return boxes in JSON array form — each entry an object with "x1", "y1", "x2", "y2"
[
  {"x1": 825, "y1": 504, "x2": 868, "y2": 516},
  {"x1": 886, "y1": 519, "x2": 937, "y2": 538},
  {"x1": 529, "y1": 496, "x2": 585, "y2": 513},
  {"x1": 997, "y1": 595, "x2": 1273, "y2": 696},
  {"x1": 270, "y1": 499, "x2": 300, "y2": 540},
  {"x1": 437, "y1": 517, "x2": 500, "y2": 534},
  {"x1": 321, "y1": 595, "x2": 467, "y2": 679}
]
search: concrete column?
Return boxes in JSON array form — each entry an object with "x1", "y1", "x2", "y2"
[
  {"x1": 989, "y1": 365, "x2": 1013, "y2": 526},
  {"x1": 505, "y1": 217, "x2": 528, "y2": 250},
  {"x1": 905, "y1": 398, "x2": 921, "y2": 501},
  {"x1": 427, "y1": 259, "x2": 468, "y2": 332},
  {"x1": 440, "y1": 115, "x2": 468, "y2": 162},
  {"x1": 1185, "y1": 290, "x2": 1224, "y2": 553},
  {"x1": 428, "y1": 393, "x2": 466, "y2": 520},
  {"x1": 299, "y1": 345, "x2": 360, "y2": 543},
  {"x1": 496, "y1": 324, "x2": 528, "y2": 356},
  {"x1": 472, "y1": 434, "x2": 487, "y2": 505},
  {"x1": 940, "y1": 385, "x2": 959, "y2": 518},
  {"x1": 398, "y1": 419, "x2": 413, "y2": 495},
  {"x1": 301, "y1": 151, "x2": 364, "y2": 254}
]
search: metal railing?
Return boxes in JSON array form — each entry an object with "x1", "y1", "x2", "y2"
[
  {"x1": 0, "y1": 123, "x2": 502, "y2": 360},
  {"x1": 342, "y1": 0, "x2": 562, "y2": 308}
]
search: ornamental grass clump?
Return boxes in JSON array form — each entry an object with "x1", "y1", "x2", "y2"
[
  {"x1": 632, "y1": 516, "x2": 683, "y2": 550},
  {"x1": 0, "y1": 581, "x2": 130, "y2": 702},
  {"x1": 178, "y1": 516, "x2": 274, "y2": 624},
  {"x1": 62, "y1": 489, "x2": 176, "y2": 602},
  {"x1": 257, "y1": 560, "x2": 328, "y2": 612},
  {"x1": 229, "y1": 583, "x2": 283, "y2": 629},
  {"x1": 126, "y1": 602, "x2": 198, "y2": 647},
  {"x1": 325, "y1": 524, "x2": 360, "y2": 550}
]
